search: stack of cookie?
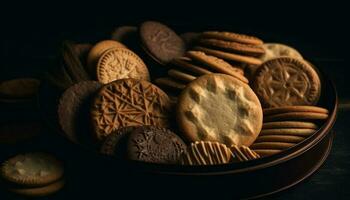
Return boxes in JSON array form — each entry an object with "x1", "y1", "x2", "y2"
[
  {"x1": 251, "y1": 106, "x2": 329, "y2": 157},
  {"x1": 0, "y1": 78, "x2": 42, "y2": 144},
  {"x1": 0, "y1": 152, "x2": 64, "y2": 197}
]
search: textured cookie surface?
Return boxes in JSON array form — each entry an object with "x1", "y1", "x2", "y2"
[
  {"x1": 177, "y1": 74, "x2": 262, "y2": 146},
  {"x1": 58, "y1": 81, "x2": 102, "y2": 144},
  {"x1": 1, "y1": 153, "x2": 63, "y2": 186},
  {"x1": 260, "y1": 43, "x2": 303, "y2": 62},
  {"x1": 91, "y1": 79, "x2": 172, "y2": 141},
  {"x1": 253, "y1": 57, "x2": 321, "y2": 107},
  {"x1": 97, "y1": 48, "x2": 150, "y2": 84},
  {"x1": 140, "y1": 21, "x2": 186, "y2": 64},
  {"x1": 127, "y1": 126, "x2": 186, "y2": 164},
  {"x1": 181, "y1": 141, "x2": 233, "y2": 165}
]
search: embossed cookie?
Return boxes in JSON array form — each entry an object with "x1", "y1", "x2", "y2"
[
  {"x1": 91, "y1": 79, "x2": 172, "y2": 141},
  {"x1": 198, "y1": 38, "x2": 265, "y2": 56},
  {"x1": 194, "y1": 46, "x2": 262, "y2": 66},
  {"x1": 201, "y1": 31, "x2": 263, "y2": 45},
  {"x1": 127, "y1": 126, "x2": 186, "y2": 164},
  {"x1": 260, "y1": 43, "x2": 303, "y2": 62},
  {"x1": 87, "y1": 40, "x2": 126, "y2": 75},
  {"x1": 100, "y1": 126, "x2": 137, "y2": 157},
  {"x1": 186, "y1": 51, "x2": 248, "y2": 83},
  {"x1": 1, "y1": 152, "x2": 63, "y2": 186},
  {"x1": 177, "y1": 74, "x2": 263, "y2": 147},
  {"x1": 252, "y1": 57, "x2": 321, "y2": 107},
  {"x1": 96, "y1": 48, "x2": 150, "y2": 84},
  {"x1": 181, "y1": 141, "x2": 233, "y2": 165},
  {"x1": 140, "y1": 21, "x2": 186, "y2": 64},
  {"x1": 58, "y1": 81, "x2": 102, "y2": 144},
  {"x1": 168, "y1": 69, "x2": 196, "y2": 83},
  {"x1": 0, "y1": 78, "x2": 40, "y2": 100},
  {"x1": 230, "y1": 145, "x2": 260, "y2": 162}
]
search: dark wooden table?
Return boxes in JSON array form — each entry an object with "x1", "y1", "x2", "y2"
[{"x1": 0, "y1": 6, "x2": 348, "y2": 199}]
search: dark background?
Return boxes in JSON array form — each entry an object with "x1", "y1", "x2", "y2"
[{"x1": 0, "y1": 1, "x2": 349, "y2": 199}]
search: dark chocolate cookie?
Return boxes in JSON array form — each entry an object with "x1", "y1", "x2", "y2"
[
  {"x1": 58, "y1": 81, "x2": 102, "y2": 145},
  {"x1": 100, "y1": 126, "x2": 137, "y2": 158},
  {"x1": 127, "y1": 126, "x2": 186, "y2": 164},
  {"x1": 139, "y1": 21, "x2": 186, "y2": 65}
]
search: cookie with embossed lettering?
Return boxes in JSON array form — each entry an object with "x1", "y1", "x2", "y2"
[
  {"x1": 87, "y1": 40, "x2": 127, "y2": 76},
  {"x1": 177, "y1": 74, "x2": 263, "y2": 147},
  {"x1": 139, "y1": 21, "x2": 186, "y2": 64},
  {"x1": 1, "y1": 152, "x2": 63, "y2": 186},
  {"x1": 252, "y1": 57, "x2": 321, "y2": 107},
  {"x1": 127, "y1": 126, "x2": 186, "y2": 164},
  {"x1": 96, "y1": 48, "x2": 150, "y2": 84},
  {"x1": 91, "y1": 79, "x2": 172, "y2": 141},
  {"x1": 180, "y1": 141, "x2": 233, "y2": 165}
]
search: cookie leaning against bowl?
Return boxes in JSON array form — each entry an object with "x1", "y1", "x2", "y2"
[
  {"x1": 180, "y1": 141, "x2": 233, "y2": 165},
  {"x1": 58, "y1": 81, "x2": 102, "y2": 144},
  {"x1": 252, "y1": 57, "x2": 321, "y2": 108},
  {"x1": 127, "y1": 126, "x2": 187, "y2": 164},
  {"x1": 96, "y1": 48, "x2": 150, "y2": 84},
  {"x1": 139, "y1": 21, "x2": 186, "y2": 65},
  {"x1": 1, "y1": 152, "x2": 63, "y2": 186},
  {"x1": 177, "y1": 73, "x2": 263, "y2": 147},
  {"x1": 91, "y1": 78, "x2": 172, "y2": 141},
  {"x1": 87, "y1": 40, "x2": 127, "y2": 76},
  {"x1": 186, "y1": 51, "x2": 248, "y2": 83}
]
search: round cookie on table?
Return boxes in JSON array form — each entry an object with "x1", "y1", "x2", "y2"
[
  {"x1": 0, "y1": 152, "x2": 64, "y2": 197},
  {"x1": 176, "y1": 73, "x2": 263, "y2": 147}
]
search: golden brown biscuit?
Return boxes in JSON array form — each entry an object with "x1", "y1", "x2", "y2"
[
  {"x1": 263, "y1": 112, "x2": 329, "y2": 122},
  {"x1": 252, "y1": 57, "x2": 321, "y2": 108},
  {"x1": 96, "y1": 48, "x2": 150, "y2": 84},
  {"x1": 262, "y1": 121, "x2": 318, "y2": 129},
  {"x1": 194, "y1": 46, "x2": 262, "y2": 66},
  {"x1": 171, "y1": 57, "x2": 213, "y2": 75},
  {"x1": 87, "y1": 40, "x2": 126, "y2": 75},
  {"x1": 186, "y1": 51, "x2": 248, "y2": 83},
  {"x1": 180, "y1": 141, "x2": 233, "y2": 165},
  {"x1": 168, "y1": 69, "x2": 196, "y2": 83},
  {"x1": 177, "y1": 74, "x2": 262, "y2": 147},
  {"x1": 250, "y1": 142, "x2": 295, "y2": 150},
  {"x1": 253, "y1": 149, "x2": 282, "y2": 157},
  {"x1": 254, "y1": 135, "x2": 305, "y2": 143},
  {"x1": 260, "y1": 128, "x2": 316, "y2": 136},
  {"x1": 263, "y1": 106, "x2": 329, "y2": 116},
  {"x1": 201, "y1": 31, "x2": 263, "y2": 45}
]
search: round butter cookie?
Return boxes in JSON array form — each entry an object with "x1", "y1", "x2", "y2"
[{"x1": 177, "y1": 74, "x2": 263, "y2": 147}]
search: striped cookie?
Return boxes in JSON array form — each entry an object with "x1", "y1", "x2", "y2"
[
  {"x1": 230, "y1": 145, "x2": 260, "y2": 162},
  {"x1": 181, "y1": 141, "x2": 233, "y2": 165},
  {"x1": 254, "y1": 135, "x2": 305, "y2": 143},
  {"x1": 198, "y1": 38, "x2": 265, "y2": 56},
  {"x1": 201, "y1": 31, "x2": 263, "y2": 45},
  {"x1": 264, "y1": 112, "x2": 329, "y2": 122},
  {"x1": 194, "y1": 46, "x2": 262, "y2": 66},
  {"x1": 263, "y1": 106, "x2": 329, "y2": 116},
  {"x1": 168, "y1": 69, "x2": 196, "y2": 83},
  {"x1": 260, "y1": 128, "x2": 316, "y2": 136},
  {"x1": 262, "y1": 121, "x2": 318, "y2": 129}
]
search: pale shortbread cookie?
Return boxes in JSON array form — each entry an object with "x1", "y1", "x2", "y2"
[
  {"x1": 177, "y1": 74, "x2": 263, "y2": 147},
  {"x1": 260, "y1": 43, "x2": 303, "y2": 62}
]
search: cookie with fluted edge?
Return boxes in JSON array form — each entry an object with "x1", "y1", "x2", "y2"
[
  {"x1": 139, "y1": 21, "x2": 186, "y2": 64},
  {"x1": 186, "y1": 51, "x2": 248, "y2": 83},
  {"x1": 177, "y1": 74, "x2": 263, "y2": 147},
  {"x1": 201, "y1": 31, "x2": 263, "y2": 45},
  {"x1": 8, "y1": 179, "x2": 65, "y2": 197},
  {"x1": 252, "y1": 57, "x2": 321, "y2": 108},
  {"x1": 87, "y1": 40, "x2": 126, "y2": 75},
  {"x1": 127, "y1": 126, "x2": 186, "y2": 164},
  {"x1": 96, "y1": 48, "x2": 150, "y2": 84},
  {"x1": 1, "y1": 152, "x2": 63, "y2": 186},
  {"x1": 180, "y1": 141, "x2": 233, "y2": 165},
  {"x1": 91, "y1": 79, "x2": 172, "y2": 141}
]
